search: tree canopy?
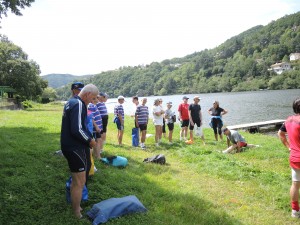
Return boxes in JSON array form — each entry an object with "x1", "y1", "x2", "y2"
[
  {"x1": 0, "y1": 0, "x2": 34, "y2": 19},
  {"x1": 0, "y1": 35, "x2": 47, "y2": 100}
]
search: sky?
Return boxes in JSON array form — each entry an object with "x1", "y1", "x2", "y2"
[{"x1": 1, "y1": 0, "x2": 300, "y2": 76}]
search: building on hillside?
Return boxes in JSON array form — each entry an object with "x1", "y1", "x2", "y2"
[
  {"x1": 289, "y1": 53, "x2": 300, "y2": 61},
  {"x1": 269, "y1": 62, "x2": 291, "y2": 74}
]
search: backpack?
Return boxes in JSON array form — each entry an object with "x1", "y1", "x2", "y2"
[
  {"x1": 143, "y1": 154, "x2": 166, "y2": 165},
  {"x1": 132, "y1": 127, "x2": 139, "y2": 147},
  {"x1": 101, "y1": 156, "x2": 128, "y2": 167}
]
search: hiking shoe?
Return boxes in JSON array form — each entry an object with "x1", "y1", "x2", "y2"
[
  {"x1": 185, "y1": 140, "x2": 193, "y2": 144},
  {"x1": 292, "y1": 210, "x2": 300, "y2": 218}
]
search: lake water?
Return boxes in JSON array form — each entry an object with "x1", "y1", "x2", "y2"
[{"x1": 105, "y1": 89, "x2": 299, "y2": 128}]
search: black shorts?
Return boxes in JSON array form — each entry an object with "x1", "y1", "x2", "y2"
[
  {"x1": 167, "y1": 123, "x2": 174, "y2": 131},
  {"x1": 139, "y1": 124, "x2": 147, "y2": 131},
  {"x1": 62, "y1": 147, "x2": 90, "y2": 173},
  {"x1": 93, "y1": 132, "x2": 101, "y2": 139},
  {"x1": 189, "y1": 120, "x2": 201, "y2": 130},
  {"x1": 101, "y1": 115, "x2": 108, "y2": 133},
  {"x1": 181, "y1": 119, "x2": 189, "y2": 127}
]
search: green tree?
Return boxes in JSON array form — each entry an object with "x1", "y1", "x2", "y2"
[
  {"x1": 0, "y1": 0, "x2": 34, "y2": 18},
  {"x1": 0, "y1": 35, "x2": 47, "y2": 99}
]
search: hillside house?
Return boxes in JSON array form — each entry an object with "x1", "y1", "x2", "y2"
[
  {"x1": 289, "y1": 53, "x2": 300, "y2": 61},
  {"x1": 269, "y1": 62, "x2": 291, "y2": 74}
]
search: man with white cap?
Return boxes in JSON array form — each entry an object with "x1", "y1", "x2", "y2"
[{"x1": 114, "y1": 96, "x2": 125, "y2": 145}]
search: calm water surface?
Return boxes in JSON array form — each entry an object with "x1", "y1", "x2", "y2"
[{"x1": 106, "y1": 89, "x2": 299, "y2": 128}]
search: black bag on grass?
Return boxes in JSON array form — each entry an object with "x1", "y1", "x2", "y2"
[{"x1": 143, "y1": 154, "x2": 166, "y2": 164}]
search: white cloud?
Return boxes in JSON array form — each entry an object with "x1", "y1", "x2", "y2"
[{"x1": 1, "y1": 0, "x2": 299, "y2": 75}]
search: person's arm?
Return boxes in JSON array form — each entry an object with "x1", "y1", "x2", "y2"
[
  {"x1": 199, "y1": 110, "x2": 203, "y2": 126},
  {"x1": 227, "y1": 137, "x2": 230, "y2": 147},
  {"x1": 208, "y1": 108, "x2": 212, "y2": 115},
  {"x1": 70, "y1": 103, "x2": 93, "y2": 145},
  {"x1": 178, "y1": 105, "x2": 182, "y2": 121},
  {"x1": 278, "y1": 130, "x2": 289, "y2": 149},
  {"x1": 222, "y1": 109, "x2": 228, "y2": 116},
  {"x1": 135, "y1": 111, "x2": 139, "y2": 127},
  {"x1": 188, "y1": 109, "x2": 194, "y2": 126},
  {"x1": 236, "y1": 141, "x2": 241, "y2": 153}
]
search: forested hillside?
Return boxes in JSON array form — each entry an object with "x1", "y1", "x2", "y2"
[
  {"x1": 41, "y1": 74, "x2": 93, "y2": 88},
  {"x1": 56, "y1": 12, "x2": 300, "y2": 99}
]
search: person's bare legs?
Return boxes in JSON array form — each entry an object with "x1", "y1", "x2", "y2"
[
  {"x1": 183, "y1": 127, "x2": 188, "y2": 140},
  {"x1": 214, "y1": 133, "x2": 218, "y2": 141},
  {"x1": 118, "y1": 130, "x2": 123, "y2": 145},
  {"x1": 189, "y1": 130, "x2": 194, "y2": 141},
  {"x1": 169, "y1": 130, "x2": 173, "y2": 143},
  {"x1": 71, "y1": 171, "x2": 86, "y2": 219},
  {"x1": 141, "y1": 130, "x2": 146, "y2": 145},
  {"x1": 94, "y1": 137, "x2": 101, "y2": 159}
]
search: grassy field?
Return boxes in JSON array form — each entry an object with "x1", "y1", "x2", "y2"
[{"x1": 0, "y1": 102, "x2": 296, "y2": 225}]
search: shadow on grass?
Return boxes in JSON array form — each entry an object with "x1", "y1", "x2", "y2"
[{"x1": 0, "y1": 127, "x2": 243, "y2": 225}]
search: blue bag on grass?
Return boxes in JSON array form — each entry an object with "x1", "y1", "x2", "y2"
[
  {"x1": 86, "y1": 195, "x2": 147, "y2": 225},
  {"x1": 101, "y1": 156, "x2": 128, "y2": 167},
  {"x1": 66, "y1": 176, "x2": 88, "y2": 203},
  {"x1": 132, "y1": 127, "x2": 139, "y2": 147}
]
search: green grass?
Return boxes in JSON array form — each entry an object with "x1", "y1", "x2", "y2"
[{"x1": 0, "y1": 103, "x2": 296, "y2": 224}]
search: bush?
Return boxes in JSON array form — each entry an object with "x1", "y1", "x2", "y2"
[{"x1": 21, "y1": 100, "x2": 33, "y2": 109}]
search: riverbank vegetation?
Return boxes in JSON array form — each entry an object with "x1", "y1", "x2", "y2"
[
  {"x1": 0, "y1": 103, "x2": 297, "y2": 224},
  {"x1": 55, "y1": 12, "x2": 300, "y2": 99}
]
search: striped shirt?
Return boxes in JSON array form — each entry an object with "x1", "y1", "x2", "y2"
[
  {"x1": 96, "y1": 102, "x2": 108, "y2": 116},
  {"x1": 88, "y1": 103, "x2": 103, "y2": 131},
  {"x1": 114, "y1": 104, "x2": 124, "y2": 120},
  {"x1": 135, "y1": 105, "x2": 149, "y2": 125}
]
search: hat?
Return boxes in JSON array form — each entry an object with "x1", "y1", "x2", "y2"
[
  {"x1": 167, "y1": 101, "x2": 172, "y2": 105},
  {"x1": 182, "y1": 96, "x2": 189, "y2": 100},
  {"x1": 194, "y1": 96, "x2": 201, "y2": 100},
  {"x1": 99, "y1": 92, "x2": 108, "y2": 98},
  {"x1": 71, "y1": 82, "x2": 84, "y2": 90},
  {"x1": 117, "y1": 95, "x2": 125, "y2": 100},
  {"x1": 222, "y1": 127, "x2": 229, "y2": 133}
]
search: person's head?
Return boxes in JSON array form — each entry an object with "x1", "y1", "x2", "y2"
[
  {"x1": 117, "y1": 95, "x2": 125, "y2": 104},
  {"x1": 182, "y1": 96, "x2": 189, "y2": 103},
  {"x1": 193, "y1": 96, "x2": 201, "y2": 104},
  {"x1": 97, "y1": 92, "x2": 108, "y2": 102},
  {"x1": 293, "y1": 97, "x2": 300, "y2": 114},
  {"x1": 166, "y1": 101, "x2": 172, "y2": 109},
  {"x1": 141, "y1": 97, "x2": 147, "y2": 105},
  {"x1": 213, "y1": 100, "x2": 219, "y2": 108},
  {"x1": 154, "y1": 98, "x2": 160, "y2": 106},
  {"x1": 159, "y1": 98, "x2": 163, "y2": 105},
  {"x1": 132, "y1": 96, "x2": 139, "y2": 105},
  {"x1": 71, "y1": 82, "x2": 84, "y2": 96},
  {"x1": 78, "y1": 84, "x2": 99, "y2": 105},
  {"x1": 222, "y1": 127, "x2": 230, "y2": 136}
]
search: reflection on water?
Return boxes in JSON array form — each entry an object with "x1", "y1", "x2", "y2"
[{"x1": 105, "y1": 89, "x2": 299, "y2": 127}]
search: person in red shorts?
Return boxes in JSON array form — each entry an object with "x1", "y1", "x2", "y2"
[
  {"x1": 178, "y1": 96, "x2": 189, "y2": 141},
  {"x1": 278, "y1": 97, "x2": 300, "y2": 218}
]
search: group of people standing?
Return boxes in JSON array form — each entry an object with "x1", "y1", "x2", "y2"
[
  {"x1": 113, "y1": 94, "x2": 230, "y2": 149},
  {"x1": 60, "y1": 80, "x2": 277, "y2": 219}
]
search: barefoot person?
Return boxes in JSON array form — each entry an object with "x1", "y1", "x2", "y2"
[
  {"x1": 222, "y1": 127, "x2": 259, "y2": 154},
  {"x1": 61, "y1": 84, "x2": 98, "y2": 219},
  {"x1": 278, "y1": 98, "x2": 300, "y2": 218}
]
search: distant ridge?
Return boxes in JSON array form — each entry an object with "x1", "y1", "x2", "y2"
[{"x1": 41, "y1": 73, "x2": 94, "y2": 88}]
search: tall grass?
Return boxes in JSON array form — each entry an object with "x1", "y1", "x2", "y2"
[{"x1": 0, "y1": 103, "x2": 296, "y2": 224}]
